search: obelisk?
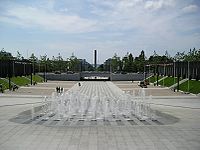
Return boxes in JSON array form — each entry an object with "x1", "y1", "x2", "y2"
[{"x1": 94, "y1": 50, "x2": 97, "y2": 69}]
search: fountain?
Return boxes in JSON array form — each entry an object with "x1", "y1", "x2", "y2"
[{"x1": 41, "y1": 82, "x2": 156, "y2": 121}]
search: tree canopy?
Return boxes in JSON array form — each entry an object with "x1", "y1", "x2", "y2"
[{"x1": 1, "y1": 47, "x2": 200, "y2": 73}]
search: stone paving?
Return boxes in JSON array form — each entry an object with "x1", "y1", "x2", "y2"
[
  {"x1": 0, "y1": 81, "x2": 200, "y2": 150},
  {"x1": 3, "y1": 81, "x2": 77, "y2": 96}
]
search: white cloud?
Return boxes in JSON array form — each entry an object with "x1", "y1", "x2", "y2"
[
  {"x1": 144, "y1": 0, "x2": 174, "y2": 11},
  {"x1": 1, "y1": 5, "x2": 97, "y2": 33},
  {"x1": 182, "y1": 4, "x2": 199, "y2": 13},
  {"x1": 117, "y1": 0, "x2": 142, "y2": 8},
  {"x1": 59, "y1": 8, "x2": 69, "y2": 13},
  {"x1": 89, "y1": 0, "x2": 178, "y2": 33},
  {"x1": 0, "y1": 0, "x2": 200, "y2": 63},
  {"x1": 0, "y1": 0, "x2": 177, "y2": 34}
]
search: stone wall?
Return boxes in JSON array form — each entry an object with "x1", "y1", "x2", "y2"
[
  {"x1": 39, "y1": 73, "x2": 80, "y2": 81},
  {"x1": 39, "y1": 72, "x2": 150, "y2": 81},
  {"x1": 111, "y1": 73, "x2": 146, "y2": 81}
]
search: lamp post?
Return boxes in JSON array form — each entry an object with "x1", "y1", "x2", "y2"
[
  {"x1": 43, "y1": 63, "x2": 47, "y2": 82},
  {"x1": 8, "y1": 60, "x2": 11, "y2": 90},
  {"x1": 31, "y1": 63, "x2": 33, "y2": 85},
  {"x1": 187, "y1": 61, "x2": 190, "y2": 93},
  {"x1": 109, "y1": 60, "x2": 111, "y2": 73},
  {"x1": 143, "y1": 63, "x2": 146, "y2": 80},
  {"x1": 154, "y1": 64, "x2": 156, "y2": 86},
  {"x1": 173, "y1": 60, "x2": 176, "y2": 89},
  {"x1": 12, "y1": 61, "x2": 15, "y2": 77},
  {"x1": 147, "y1": 64, "x2": 150, "y2": 84},
  {"x1": 39, "y1": 63, "x2": 40, "y2": 73},
  {"x1": 163, "y1": 63, "x2": 166, "y2": 87},
  {"x1": 156, "y1": 64, "x2": 159, "y2": 86},
  {"x1": 24, "y1": 63, "x2": 26, "y2": 75},
  {"x1": 177, "y1": 61, "x2": 180, "y2": 92}
]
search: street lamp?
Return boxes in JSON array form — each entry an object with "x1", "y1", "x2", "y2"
[
  {"x1": 187, "y1": 61, "x2": 190, "y2": 93},
  {"x1": 143, "y1": 63, "x2": 146, "y2": 80},
  {"x1": 173, "y1": 59, "x2": 176, "y2": 88},
  {"x1": 163, "y1": 63, "x2": 166, "y2": 87},
  {"x1": 156, "y1": 64, "x2": 159, "y2": 86}
]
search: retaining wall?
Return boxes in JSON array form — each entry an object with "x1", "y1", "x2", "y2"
[{"x1": 39, "y1": 72, "x2": 150, "y2": 81}]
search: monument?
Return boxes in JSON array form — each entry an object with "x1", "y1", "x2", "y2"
[{"x1": 94, "y1": 50, "x2": 97, "y2": 69}]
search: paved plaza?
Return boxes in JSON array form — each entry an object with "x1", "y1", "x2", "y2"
[{"x1": 0, "y1": 81, "x2": 200, "y2": 150}]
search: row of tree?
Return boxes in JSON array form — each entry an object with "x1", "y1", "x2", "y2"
[
  {"x1": 1, "y1": 48, "x2": 200, "y2": 73},
  {"x1": 0, "y1": 48, "x2": 94, "y2": 72},
  {"x1": 98, "y1": 48, "x2": 200, "y2": 72}
]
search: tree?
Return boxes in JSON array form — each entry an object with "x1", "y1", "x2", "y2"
[
  {"x1": 29, "y1": 53, "x2": 37, "y2": 62},
  {"x1": 111, "y1": 53, "x2": 121, "y2": 72},
  {"x1": 126, "y1": 53, "x2": 134, "y2": 72},
  {"x1": 0, "y1": 48, "x2": 13, "y2": 60},
  {"x1": 56, "y1": 53, "x2": 65, "y2": 72},
  {"x1": 149, "y1": 50, "x2": 173, "y2": 65},
  {"x1": 121, "y1": 52, "x2": 137, "y2": 72},
  {"x1": 68, "y1": 53, "x2": 80, "y2": 72},
  {"x1": 165, "y1": 50, "x2": 171, "y2": 60},
  {"x1": 122, "y1": 53, "x2": 129, "y2": 72},
  {"x1": 184, "y1": 48, "x2": 200, "y2": 61},
  {"x1": 16, "y1": 51, "x2": 23, "y2": 60},
  {"x1": 174, "y1": 52, "x2": 185, "y2": 61},
  {"x1": 40, "y1": 54, "x2": 49, "y2": 72},
  {"x1": 153, "y1": 50, "x2": 158, "y2": 56},
  {"x1": 135, "y1": 50, "x2": 146, "y2": 72},
  {"x1": 103, "y1": 58, "x2": 112, "y2": 72},
  {"x1": 139, "y1": 50, "x2": 145, "y2": 61},
  {"x1": 97, "y1": 64, "x2": 104, "y2": 71},
  {"x1": 29, "y1": 53, "x2": 38, "y2": 74},
  {"x1": 40, "y1": 54, "x2": 47, "y2": 62}
]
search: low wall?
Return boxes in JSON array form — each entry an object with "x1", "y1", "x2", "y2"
[
  {"x1": 80, "y1": 72, "x2": 110, "y2": 78},
  {"x1": 38, "y1": 73, "x2": 80, "y2": 81},
  {"x1": 111, "y1": 73, "x2": 146, "y2": 81},
  {"x1": 39, "y1": 72, "x2": 150, "y2": 81}
]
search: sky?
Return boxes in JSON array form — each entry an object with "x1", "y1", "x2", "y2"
[{"x1": 0, "y1": 0, "x2": 200, "y2": 64}]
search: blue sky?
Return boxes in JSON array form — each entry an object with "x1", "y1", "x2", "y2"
[{"x1": 0, "y1": 0, "x2": 200, "y2": 64}]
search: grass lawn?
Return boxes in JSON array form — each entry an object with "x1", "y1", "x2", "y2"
[
  {"x1": 1, "y1": 75, "x2": 44, "y2": 91},
  {"x1": 0, "y1": 78, "x2": 9, "y2": 90},
  {"x1": 158, "y1": 77, "x2": 180, "y2": 87},
  {"x1": 148, "y1": 76, "x2": 163, "y2": 83},
  {"x1": 179, "y1": 80, "x2": 200, "y2": 94},
  {"x1": 10, "y1": 76, "x2": 31, "y2": 86},
  {"x1": 27, "y1": 75, "x2": 44, "y2": 83}
]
